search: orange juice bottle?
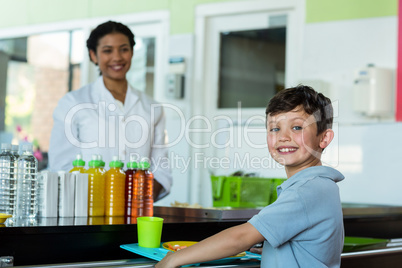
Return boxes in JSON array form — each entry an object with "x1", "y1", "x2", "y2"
[
  {"x1": 132, "y1": 160, "x2": 154, "y2": 217},
  {"x1": 86, "y1": 155, "x2": 105, "y2": 216},
  {"x1": 142, "y1": 161, "x2": 154, "y2": 217},
  {"x1": 105, "y1": 156, "x2": 126, "y2": 216},
  {"x1": 69, "y1": 154, "x2": 86, "y2": 173},
  {"x1": 97, "y1": 154, "x2": 106, "y2": 173}
]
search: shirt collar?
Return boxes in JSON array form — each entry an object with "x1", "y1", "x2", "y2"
[
  {"x1": 95, "y1": 76, "x2": 140, "y2": 112},
  {"x1": 278, "y1": 166, "x2": 345, "y2": 194}
]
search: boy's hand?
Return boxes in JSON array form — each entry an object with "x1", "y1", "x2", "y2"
[{"x1": 155, "y1": 251, "x2": 177, "y2": 268}]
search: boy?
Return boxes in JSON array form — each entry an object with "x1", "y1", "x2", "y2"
[{"x1": 156, "y1": 85, "x2": 344, "y2": 268}]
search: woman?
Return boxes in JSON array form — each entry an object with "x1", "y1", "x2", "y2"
[{"x1": 48, "y1": 21, "x2": 172, "y2": 200}]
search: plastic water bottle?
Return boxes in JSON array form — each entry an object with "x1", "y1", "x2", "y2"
[
  {"x1": 11, "y1": 144, "x2": 19, "y2": 159},
  {"x1": 14, "y1": 144, "x2": 38, "y2": 218},
  {"x1": 0, "y1": 144, "x2": 16, "y2": 215}
]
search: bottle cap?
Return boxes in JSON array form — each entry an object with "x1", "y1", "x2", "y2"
[
  {"x1": 11, "y1": 144, "x2": 19, "y2": 152},
  {"x1": 72, "y1": 154, "x2": 85, "y2": 167},
  {"x1": 127, "y1": 161, "x2": 138, "y2": 169},
  {"x1": 97, "y1": 155, "x2": 106, "y2": 167},
  {"x1": 139, "y1": 161, "x2": 150, "y2": 170},
  {"x1": 88, "y1": 154, "x2": 101, "y2": 168},
  {"x1": 21, "y1": 144, "x2": 33, "y2": 153},
  {"x1": 1, "y1": 143, "x2": 11, "y2": 150},
  {"x1": 131, "y1": 161, "x2": 138, "y2": 169},
  {"x1": 109, "y1": 156, "x2": 124, "y2": 168}
]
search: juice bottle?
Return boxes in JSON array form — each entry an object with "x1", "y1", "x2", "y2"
[
  {"x1": 105, "y1": 156, "x2": 126, "y2": 216},
  {"x1": 97, "y1": 155, "x2": 106, "y2": 173},
  {"x1": 132, "y1": 160, "x2": 154, "y2": 217},
  {"x1": 131, "y1": 162, "x2": 144, "y2": 218},
  {"x1": 69, "y1": 154, "x2": 86, "y2": 173},
  {"x1": 124, "y1": 160, "x2": 138, "y2": 217},
  {"x1": 142, "y1": 161, "x2": 154, "y2": 217},
  {"x1": 86, "y1": 155, "x2": 105, "y2": 216}
]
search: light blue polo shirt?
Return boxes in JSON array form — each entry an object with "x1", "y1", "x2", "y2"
[{"x1": 248, "y1": 166, "x2": 345, "y2": 268}]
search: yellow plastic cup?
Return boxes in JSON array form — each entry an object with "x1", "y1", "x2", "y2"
[{"x1": 137, "y1": 216, "x2": 164, "y2": 248}]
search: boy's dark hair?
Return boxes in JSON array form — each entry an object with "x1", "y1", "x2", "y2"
[
  {"x1": 86, "y1": 20, "x2": 135, "y2": 63},
  {"x1": 266, "y1": 85, "x2": 333, "y2": 135}
]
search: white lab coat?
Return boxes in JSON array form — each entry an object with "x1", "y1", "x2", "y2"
[{"x1": 48, "y1": 76, "x2": 172, "y2": 199}]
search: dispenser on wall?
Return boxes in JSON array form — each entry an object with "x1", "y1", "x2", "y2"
[
  {"x1": 353, "y1": 64, "x2": 394, "y2": 117},
  {"x1": 166, "y1": 57, "x2": 185, "y2": 99}
]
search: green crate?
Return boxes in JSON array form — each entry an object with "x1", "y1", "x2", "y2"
[{"x1": 211, "y1": 176, "x2": 286, "y2": 208}]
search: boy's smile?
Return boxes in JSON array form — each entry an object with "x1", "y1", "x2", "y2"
[{"x1": 267, "y1": 106, "x2": 333, "y2": 178}]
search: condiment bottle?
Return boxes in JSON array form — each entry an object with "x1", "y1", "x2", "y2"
[
  {"x1": 105, "y1": 156, "x2": 125, "y2": 216},
  {"x1": 69, "y1": 154, "x2": 86, "y2": 173},
  {"x1": 124, "y1": 159, "x2": 138, "y2": 217},
  {"x1": 86, "y1": 155, "x2": 105, "y2": 216}
]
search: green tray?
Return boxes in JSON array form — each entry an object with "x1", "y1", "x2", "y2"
[{"x1": 343, "y1": 237, "x2": 389, "y2": 252}]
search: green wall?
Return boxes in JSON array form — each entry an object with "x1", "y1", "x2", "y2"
[
  {"x1": 306, "y1": 0, "x2": 397, "y2": 23},
  {"x1": 0, "y1": 0, "x2": 398, "y2": 34}
]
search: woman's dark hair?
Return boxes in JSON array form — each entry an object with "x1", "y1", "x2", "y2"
[
  {"x1": 86, "y1": 20, "x2": 135, "y2": 62},
  {"x1": 266, "y1": 85, "x2": 333, "y2": 135}
]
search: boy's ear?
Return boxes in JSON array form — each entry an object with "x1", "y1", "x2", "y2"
[
  {"x1": 89, "y1": 49, "x2": 98, "y2": 65},
  {"x1": 319, "y1": 129, "x2": 334, "y2": 150}
]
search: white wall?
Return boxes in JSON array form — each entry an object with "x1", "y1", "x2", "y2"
[
  {"x1": 154, "y1": 34, "x2": 194, "y2": 206},
  {"x1": 157, "y1": 14, "x2": 402, "y2": 207},
  {"x1": 300, "y1": 16, "x2": 402, "y2": 205}
]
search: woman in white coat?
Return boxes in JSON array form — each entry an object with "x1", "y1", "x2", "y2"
[{"x1": 48, "y1": 21, "x2": 172, "y2": 200}]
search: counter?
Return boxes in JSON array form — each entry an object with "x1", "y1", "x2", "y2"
[{"x1": 2, "y1": 204, "x2": 402, "y2": 267}]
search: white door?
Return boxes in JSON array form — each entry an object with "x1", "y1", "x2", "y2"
[{"x1": 192, "y1": 0, "x2": 304, "y2": 206}]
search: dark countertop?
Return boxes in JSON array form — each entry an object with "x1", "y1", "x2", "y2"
[{"x1": 2, "y1": 204, "x2": 402, "y2": 266}]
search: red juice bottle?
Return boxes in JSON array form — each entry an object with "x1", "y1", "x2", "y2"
[{"x1": 124, "y1": 160, "x2": 138, "y2": 217}]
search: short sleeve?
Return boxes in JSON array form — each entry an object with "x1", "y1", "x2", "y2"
[{"x1": 248, "y1": 189, "x2": 310, "y2": 248}]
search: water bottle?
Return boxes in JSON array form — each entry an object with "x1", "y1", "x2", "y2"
[
  {"x1": 15, "y1": 144, "x2": 38, "y2": 218},
  {"x1": 10, "y1": 145, "x2": 19, "y2": 216},
  {"x1": 0, "y1": 144, "x2": 16, "y2": 215},
  {"x1": 11, "y1": 144, "x2": 19, "y2": 159}
]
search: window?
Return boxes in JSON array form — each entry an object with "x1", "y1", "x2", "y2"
[
  {"x1": 218, "y1": 27, "x2": 286, "y2": 108},
  {"x1": 0, "y1": 30, "x2": 84, "y2": 154}
]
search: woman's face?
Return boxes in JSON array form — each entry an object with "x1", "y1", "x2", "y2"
[{"x1": 90, "y1": 32, "x2": 133, "y2": 82}]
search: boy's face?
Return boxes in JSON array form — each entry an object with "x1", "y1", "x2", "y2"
[{"x1": 266, "y1": 106, "x2": 332, "y2": 176}]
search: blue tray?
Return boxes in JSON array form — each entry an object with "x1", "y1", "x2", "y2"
[{"x1": 120, "y1": 243, "x2": 261, "y2": 266}]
